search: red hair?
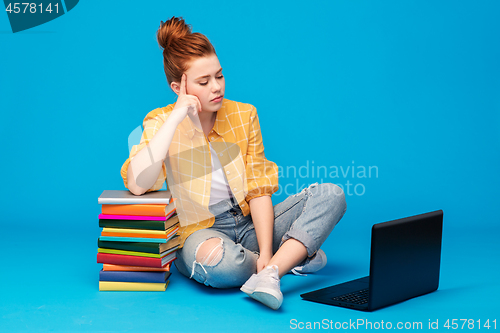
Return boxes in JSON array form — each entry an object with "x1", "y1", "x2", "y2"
[{"x1": 156, "y1": 16, "x2": 217, "y2": 87}]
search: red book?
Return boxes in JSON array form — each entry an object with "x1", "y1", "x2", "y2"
[{"x1": 97, "y1": 253, "x2": 176, "y2": 268}]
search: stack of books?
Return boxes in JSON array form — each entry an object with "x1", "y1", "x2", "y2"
[{"x1": 96, "y1": 190, "x2": 180, "y2": 291}]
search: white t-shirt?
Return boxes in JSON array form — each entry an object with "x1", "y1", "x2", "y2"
[{"x1": 208, "y1": 141, "x2": 233, "y2": 206}]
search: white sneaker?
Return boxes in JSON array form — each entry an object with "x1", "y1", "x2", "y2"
[
  {"x1": 240, "y1": 273, "x2": 257, "y2": 295},
  {"x1": 291, "y1": 249, "x2": 327, "y2": 276},
  {"x1": 240, "y1": 265, "x2": 283, "y2": 310}
]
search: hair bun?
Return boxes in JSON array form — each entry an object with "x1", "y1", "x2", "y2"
[{"x1": 157, "y1": 16, "x2": 192, "y2": 50}]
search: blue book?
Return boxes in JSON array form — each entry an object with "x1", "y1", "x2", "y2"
[{"x1": 99, "y1": 269, "x2": 171, "y2": 283}]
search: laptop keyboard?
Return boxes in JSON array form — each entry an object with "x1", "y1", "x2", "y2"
[{"x1": 332, "y1": 289, "x2": 369, "y2": 304}]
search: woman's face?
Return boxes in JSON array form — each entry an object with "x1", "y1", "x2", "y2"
[{"x1": 173, "y1": 54, "x2": 225, "y2": 113}]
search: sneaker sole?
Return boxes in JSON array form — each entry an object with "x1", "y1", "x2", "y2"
[{"x1": 249, "y1": 287, "x2": 283, "y2": 310}]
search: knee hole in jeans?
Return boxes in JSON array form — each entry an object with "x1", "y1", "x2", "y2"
[{"x1": 195, "y1": 237, "x2": 224, "y2": 267}]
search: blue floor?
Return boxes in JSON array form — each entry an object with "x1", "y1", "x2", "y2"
[
  {"x1": 2, "y1": 1, "x2": 499, "y2": 331},
  {"x1": 1, "y1": 216, "x2": 498, "y2": 332}
]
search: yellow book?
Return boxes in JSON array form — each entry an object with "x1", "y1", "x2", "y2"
[{"x1": 99, "y1": 281, "x2": 169, "y2": 291}]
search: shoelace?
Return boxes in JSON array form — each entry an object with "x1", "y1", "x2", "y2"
[
  {"x1": 291, "y1": 250, "x2": 324, "y2": 276},
  {"x1": 290, "y1": 267, "x2": 307, "y2": 276}
]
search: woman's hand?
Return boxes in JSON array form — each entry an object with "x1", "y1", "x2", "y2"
[
  {"x1": 256, "y1": 250, "x2": 273, "y2": 273},
  {"x1": 170, "y1": 73, "x2": 202, "y2": 127}
]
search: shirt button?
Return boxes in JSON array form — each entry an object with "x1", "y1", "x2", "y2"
[
  {"x1": 219, "y1": 153, "x2": 223, "y2": 157},
  {"x1": 241, "y1": 203, "x2": 245, "y2": 207},
  {"x1": 233, "y1": 188, "x2": 237, "y2": 192},
  {"x1": 226, "y1": 170, "x2": 230, "y2": 175}
]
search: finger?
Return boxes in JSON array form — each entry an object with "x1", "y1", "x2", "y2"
[
  {"x1": 179, "y1": 73, "x2": 186, "y2": 95},
  {"x1": 190, "y1": 95, "x2": 201, "y2": 113},
  {"x1": 197, "y1": 98, "x2": 202, "y2": 113},
  {"x1": 187, "y1": 103, "x2": 197, "y2": 116}
]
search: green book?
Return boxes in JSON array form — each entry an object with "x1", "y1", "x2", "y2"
[
  {"x1": 99, "y1": 215, "x2": 179, "y2": 231},
  {"x1": 97, "y1": 236, "x2": 180, "y2": 254}
]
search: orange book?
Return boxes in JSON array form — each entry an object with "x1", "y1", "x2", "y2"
[
  {"x1": 102, "y1": 264, "x2": 171, "y2": 272},
  {"x1": 101, "y1": 200, "x2": 176, "y2": 217}
]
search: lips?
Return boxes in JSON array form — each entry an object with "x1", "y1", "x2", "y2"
[{"x1": 211, "y1": 96, "x2": 223, "y2": 102}]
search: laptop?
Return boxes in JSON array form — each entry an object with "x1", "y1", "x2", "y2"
[{"x1": 301, "y1": 210, "x2": 443, "y2": 311}]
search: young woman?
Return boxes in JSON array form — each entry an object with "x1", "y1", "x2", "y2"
[{"x1": 120, "y1": 16, "x2": 347, "y2": 310}]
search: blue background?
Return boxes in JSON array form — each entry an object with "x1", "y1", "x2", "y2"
[{"x1": 1, "y1": 0, "x2": 499, "y2": 331}]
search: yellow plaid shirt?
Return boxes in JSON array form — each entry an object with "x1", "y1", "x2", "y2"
[{"x1": 120, "y1": 99, "x2": 279, "y2": 247}]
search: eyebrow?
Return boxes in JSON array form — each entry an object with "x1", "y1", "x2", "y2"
[{"x1": 195, "y1": 68, "x2": 223, "y2": 80}]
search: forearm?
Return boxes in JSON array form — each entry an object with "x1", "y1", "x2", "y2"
[
  {"x1": 127, "y1": 115, "x2": 181, "y2": 195},
  {"x1": 249, "y1": 195, "x2": 275, "y2": 255}
]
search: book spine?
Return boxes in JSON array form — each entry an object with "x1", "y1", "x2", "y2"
[
  {"x1": 98, "y1": 240, "x2": 160, "y2": 254},
  {"x1": 101, "y1": 227, "x2": 168, "y2": 235},
  {"x1": 101, "y1": 232, "x2": 171, "y2": 239},
  {"x1": 97, "y1": 253, "x2": 165, "y2": 268},
  {"x1": 98, "y1": 198, "x2": 170, "y2": 205},
  {"x1": 100, "y1": 226, "x2": 178, "y2": 239},
  {"x1": 99, "y1": 219, "x2": 166, "y2": 230},
  {"x1": 99, "y1": 270, "x2": 170, "y2": 283},
  {"x1": 99, "y1": 236, "x2": 168, "y2": 243},
  {"x1": 102, "y1": 264, "x2": 171, "y2": 272},
  {"x1": 97, "y1": 191, "x2": 171, "y2": 205},
  {"x1": 101, "y1": 204, "x2": 166, "y2": 217},
  {"x1": 99, "y1": 214, "x2": 167, "y2": 221},
  {"x1": 97, "y1": 248, "x2": 163, "y2": 258},
  {"x1": 99, "y1": 281, "x2": 168, "y2": 291}
]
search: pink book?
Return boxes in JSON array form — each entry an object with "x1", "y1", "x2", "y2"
[{"x1": 98, "y1": 212, "x2": 175, "y2": 221}]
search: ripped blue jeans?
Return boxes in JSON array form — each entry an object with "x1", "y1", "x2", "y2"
[{"x1": 174, "y1": 182, "x2": 347, "y2": 288}]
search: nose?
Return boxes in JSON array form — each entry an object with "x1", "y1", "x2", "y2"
[{"x1": 212, "y1": 78, "x2": 221, "y2": 92}]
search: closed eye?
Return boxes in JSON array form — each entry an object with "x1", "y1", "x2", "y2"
[{"x1": 199, "y1": 75, "x2": 224, "y2": 86}]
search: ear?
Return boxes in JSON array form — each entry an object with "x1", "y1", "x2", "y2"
[{"x1": 170, "y1": 81, "x2": 180, "y2": 95}]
